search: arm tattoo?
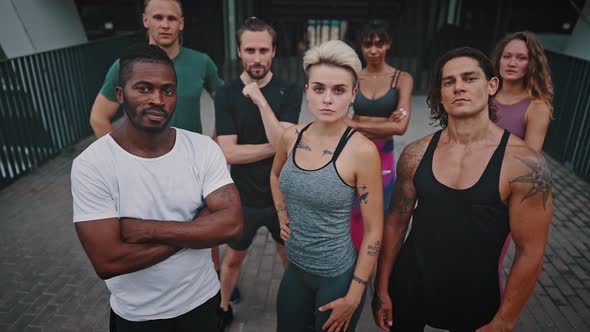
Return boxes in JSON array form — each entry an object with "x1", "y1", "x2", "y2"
[
  {"x1": 322, "y1": 149, "x2": 333, "y2": 156},
  {"x1": 368, "y1": 240, "x2": 381, "y2": 256},
  {"x1": 358, "y1": 185, "x2": 369, "y2": 204},
  {"x1": 217, "y1": 185, "x2": 237, "y2": 203},
  {"x1": 296, "y1": 140, "x2": 312, "y2": 151},
  {"x1": 276, "y1": 203, "x2": 286, "y2": 213},
  {"x1": 387, "y1": 138, "x2": 427, "y2": 216},
  {"x1": 352, "y1": 274, "x2": 367, "y2": 286},
  {"x1": 510, "y1": 153, "x2": 552, "y2": 210}
]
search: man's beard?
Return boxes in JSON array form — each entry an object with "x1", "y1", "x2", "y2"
[
  {"x1": 123, "y1": 98, "x2": 171, "y2": 134},
  {"x1": 245, "y1": 64, "x2": 269, "y2": 80}
]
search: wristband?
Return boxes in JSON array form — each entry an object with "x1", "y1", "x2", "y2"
[{"x1": 352, "y1": 274, "x2": 367, "y2": 286}]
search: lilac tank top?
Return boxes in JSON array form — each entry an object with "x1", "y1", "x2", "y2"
[{"x1": 494, "y1": 98, "x2": 531, "y2": 140}]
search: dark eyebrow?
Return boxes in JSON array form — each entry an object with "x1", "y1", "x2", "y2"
[
  {"x1": 310, "y1": 82, "x2": 349, "y2": 88},
  {"x1": 461, "y1": 71, "x2": 479, "y2": 76}
]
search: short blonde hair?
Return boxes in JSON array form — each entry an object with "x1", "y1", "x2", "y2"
[{"x1": 303, "y1": 40, "x2": 362, "y2": 86}]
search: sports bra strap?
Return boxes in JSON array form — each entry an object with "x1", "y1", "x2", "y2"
[
  {"x1": 333, "y1": 127, "x2": 356, "y2": 162},
  {"x1": 293, "y1": 122, "x2": 313, "y2": 150}
]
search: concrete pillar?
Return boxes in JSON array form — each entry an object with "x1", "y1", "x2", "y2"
[
  {"x1": 0, "y1": 0, "x2": 87, "y2": 59},
  {"x1": 564, "y1": 1, "x2": 590, "y2": 60}
]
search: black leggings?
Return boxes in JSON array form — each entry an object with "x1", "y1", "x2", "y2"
[
  {"x1": 277, "y1": 263, "x2": 366, "y2": 332},
  {"x1": 109, "y1": 292, "x2": 220, "y2": 332}
]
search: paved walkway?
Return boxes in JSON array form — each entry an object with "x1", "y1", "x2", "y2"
[{"x1": 1, "y1": 95, "x2": 589, "y2": 331}]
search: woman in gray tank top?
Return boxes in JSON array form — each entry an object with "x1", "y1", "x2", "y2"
[{"x1": 270, "y1": 40, "x2": 383, "y2": 332}]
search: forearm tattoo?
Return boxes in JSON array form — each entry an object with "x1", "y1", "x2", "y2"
[
  {"x1": 368, "y1": 241, "x2": 381, "y2": 256},
  {"x1": 276, "y1": 203, "x2": 286, "y2": 213},
  {"x1": 352, "y1": 274, "x2": 367, "y2": 286},
  {"x1": 322, "y1": 149, "x2": 333, "y2": 156},
  {"x1": 510, "y1": 153, "x2": 552, "y2": 210},
  {"x1": 358, "y1": 185, "x2": 369, "y2": 204}
]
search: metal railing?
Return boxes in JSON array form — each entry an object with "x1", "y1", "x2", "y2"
[
  {"x1": 544, "y1": 51, "x2": 590, "y2": 182},
  {"x1": 0, "y1": 33, "x2": 140, "y2": 189}
]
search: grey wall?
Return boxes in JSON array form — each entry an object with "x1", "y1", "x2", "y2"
[
  {"x1": 0, "y1": 0, "x2": 87, "y2": 59},
  {"x1": 564, "y1": 1, "x2": 590, "y2": 61}
]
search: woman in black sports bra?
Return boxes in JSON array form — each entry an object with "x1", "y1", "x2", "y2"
[{"x1": 346, "y1": 20, "x2": 414, "y2": 251}]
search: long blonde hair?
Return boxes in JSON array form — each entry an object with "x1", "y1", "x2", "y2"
[{"x1": 491, "y1": 31, "x2": 553, "y2": 113}]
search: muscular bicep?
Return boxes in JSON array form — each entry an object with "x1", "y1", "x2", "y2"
[
  {"x1": 387, "y1": 144, "x2": 420, "y2": 222},
  {"x1": 508, "y1": 152, "x2": 553, "y2": 251},
  {"x1": 90, "y1": 93, "x2": 119, "y2": 121},
  {"x1": 90, "y1": 93, "x2": 120, "y2": 137},
  {"x1": 204, "y1": 183, "x2": 241, "y2": 213},
  {"x1": 75, "y1": 218, "x2": 123, "y2": 271}
]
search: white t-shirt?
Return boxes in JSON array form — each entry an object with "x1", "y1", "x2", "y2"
[{"x1": 71, "y1": 128, "x2": 233, "y2": 321}]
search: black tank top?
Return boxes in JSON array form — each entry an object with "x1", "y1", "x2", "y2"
[{"x1": 390, "y1": 129, "x2": 511, "y2": 330}]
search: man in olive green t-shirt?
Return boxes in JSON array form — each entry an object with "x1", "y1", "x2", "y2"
[{"x1": 90, "y1": 0, "x2": 223, "y2": 137}]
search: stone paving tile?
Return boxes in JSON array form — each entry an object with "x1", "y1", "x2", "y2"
[{"x1": 1, "y1": 97, "x2": 589, "y2": 331}]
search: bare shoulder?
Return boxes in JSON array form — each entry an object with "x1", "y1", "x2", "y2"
[
  {"x1": 398, "y1": 71, "x2": 414, "y2": 83},
  {"x1": 504, "y1": 136, "x2": 549, "y2": 175},
  {"x1": 397, "y1": 133, "x2": 434, "y2": 176},
  {"x1": 350, "y1": 131, "x2": 377, "y2": 151},
  {"x1": 529, "y1": 98, "x2": 551, "y2": 113},
  {"x1": 282, "y1": 123, "x2": 307, "y2": 146}
]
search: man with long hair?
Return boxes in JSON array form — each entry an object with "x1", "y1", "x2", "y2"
[{"x1": 373, "y1": 47, "x2": 552, "y2": 331}]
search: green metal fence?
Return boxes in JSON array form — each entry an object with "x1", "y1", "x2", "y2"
[
  {"x1": 544, "y1": 51, "x2": 590, "y2": 182},
  {"x1": 0, "y1": 33, "x2": 141, "y2": 189}
]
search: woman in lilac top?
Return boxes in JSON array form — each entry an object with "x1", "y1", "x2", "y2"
[{"x1": 491, "y1": 31, "x2": 553, "y2": 151}]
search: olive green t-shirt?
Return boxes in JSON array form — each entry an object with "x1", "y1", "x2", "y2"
[{"x1": 99, "y1": 47, "x2": 223, "y2": 133}]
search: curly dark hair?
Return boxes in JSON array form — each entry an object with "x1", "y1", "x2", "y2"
[
  {"x1": 119, "y1": 43, "x2": 175, "y2": 87},
  {"x1": 427, "y1": 47, "x2": 498, "y2": 128}
]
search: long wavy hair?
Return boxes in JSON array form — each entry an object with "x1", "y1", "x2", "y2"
[
  {"x1": 427, "y1": 47, "x2": 498, "y2": 128},
  {"x1": 491, "y1": 31, "x2": 553, "y2": 113}
]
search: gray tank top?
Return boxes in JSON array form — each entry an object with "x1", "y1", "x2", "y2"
[{"x1": 279, "y1": 123, "x2": 358, "y2": 277}]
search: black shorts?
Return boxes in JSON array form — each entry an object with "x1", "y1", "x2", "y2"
[
  {"x1": 227, "y1": 205, "x2": 284, "y2": 251},
  {"x1": 109, "y1": 292, "x2": 220, "y2": 332}
]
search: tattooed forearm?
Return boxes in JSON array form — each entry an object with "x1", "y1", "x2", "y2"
[
  {"x1": 368, "y1": 241, "x2": 381, "y2": 256},
  {"x1": 322, "y1": 149, "x2": 333, "y2": 156},
  {"x1": 276, "y1": 203, "x2": 286, "y2": 213},
  {"x1": 297, "y1": 140, "x2": 312, "y2": 151},
  {"x1": 510, "y1": 153, "x2": 552, "y2": 210}
]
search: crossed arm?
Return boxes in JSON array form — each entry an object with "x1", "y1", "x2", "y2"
[
  {"x1": 347, "y1": 72, "x2": 414, "y2": 139},
  {"x1": 75, "y1": 183, "x2": 243, "y2": 280}
]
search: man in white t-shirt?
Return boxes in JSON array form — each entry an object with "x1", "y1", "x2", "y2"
[{"x1": 71, "y1": 43, "x2": 242, "y2": 332}]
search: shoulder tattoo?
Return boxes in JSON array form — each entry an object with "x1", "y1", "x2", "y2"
[{"x1": 510, "y1": 152, "x2": 552, "y2": 210}]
